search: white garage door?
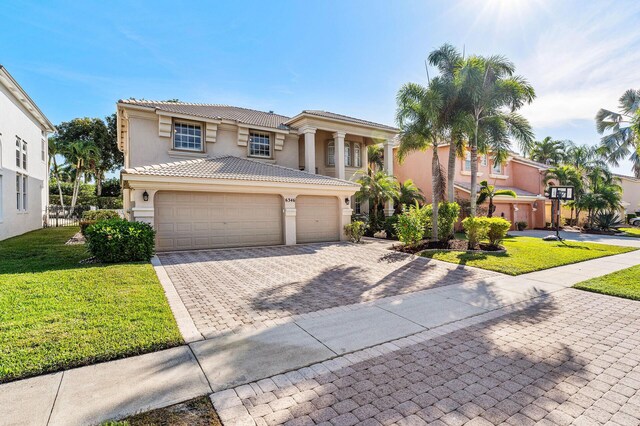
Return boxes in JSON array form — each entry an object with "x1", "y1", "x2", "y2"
[
  {"x1": 155, "y1": 191, "x2": 283, "y2": 251},
  {"x1": 296, "y1": 195, "x2": 340, "y2": 243}
]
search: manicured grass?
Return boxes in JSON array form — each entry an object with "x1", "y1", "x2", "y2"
[
  {"x1": 574, "y1": 265, "x2": 640, "y2": 300},
  {"x1": 619, "y1": 227, "x2": 640, "y2": 238},
  {"x1": 0, "y1": 227, "x2": 182, "y2": 383},
  {"x1": 421, "y1": 235, "x2": 635, "y2": 275}
]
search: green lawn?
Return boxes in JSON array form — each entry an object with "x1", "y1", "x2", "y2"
[
  {"x1": 421, "y1": 235, "x2": 635, "y2": 275},
  {"x1": 574, "y1": 265, "x2": 640, "y2": 300},
  {"x1": 619, "y1": 227, "x2": 640, "y2": 238},
  {"x1": 0, "y1": 227, "x2": 182, "y2": 383}
]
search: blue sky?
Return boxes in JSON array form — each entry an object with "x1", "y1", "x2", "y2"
[{"x1": 2, "y1": 0, "x2": 639, "y2": 175}]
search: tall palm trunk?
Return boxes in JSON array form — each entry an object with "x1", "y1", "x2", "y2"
[
  {"x1": 51, "y1": 157, "x2": 65, "y2": 209},
  {"x1": 447, "y1": 141, "x2": 456, "y2": 202},
  {"x1": 70, "y1": 161, "x2": 82, "y2": 210},
  {"x1": 431, "y1": 148, "x2": 441, "y2": 240},
  {"x1": 469, "y1": 120, "x2": 480, "y2": 217}
]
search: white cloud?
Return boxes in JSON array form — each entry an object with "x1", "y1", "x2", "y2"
[{"x1": 516, "y1": 3, "x2": 640, "y2": 128}]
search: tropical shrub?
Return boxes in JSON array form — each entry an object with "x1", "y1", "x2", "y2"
[
  {"x1": 79, "y1": 210, "x2": 120, "y2": 235},
  {"x1": 436, "y1": 202, "x2": 461, "y2": 242},
  {"x1": 516, "y1": 221, "x2": 528, "y2": 231},
  {"x1": 384, "y1": 215, "x2": 399, "y2": 239},
  {"x1": 85, "y1": 218, "x2": 155, "y2": 263},
  {"x1": 462, "y1": 217, "x2": 488, "y2": 249},
  {"x1": 394, "y1": 204, "x2": 428, "y2": 246},
  {"x1": 594, "y1": 212, "x2": 622, "y2": 231},
  {"x1": 344, "y1": 221, "x2": 366, "y2": 243},
  {"x1": 484, "y1": 217, "x2": 511, "y2": 247}
]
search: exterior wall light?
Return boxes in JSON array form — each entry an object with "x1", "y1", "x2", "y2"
[
  {"x1": 345, "y1": 197, "x2": 350, "y2": 205},
  {"x1": 143, "y1": 191, "x2": 149, "y2": 202}
]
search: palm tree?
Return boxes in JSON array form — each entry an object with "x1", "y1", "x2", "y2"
[
  {"x1": 367, "y1": 145, "x2": 384, "y2": 175},
  {"x1": 396, "y1": 179, "x2": 426, "y2": 213},
  {"x1": 356, "y1": 170, "x2": 400, "y2": 222},
  {"x1": 62, "y1": 140, "x2": 99, "y2": 209},
  {"x1": 476, "y1": 180, "x2": 517, "y2": 217},
  {"x1": 526, "y1": 136, "x2": 566, "y2": 165},
  {"x1": 564, "y1": 143, "x2": 606, "y2": 172},
  {"x1": 48, "y1": 136, "x2": 65, "y2": 208},
  {"x1": 576, "y1": 166, "x2": 622, "y2": 228},
  {"x1": 596, "y1": 89, "x2": 640, "y2": 177},
  {"x1": 427, "y1": 44, "x2": 468, "y2": 202},
  {"x1": 455, "y1": 55, "x2": 536, "y2": 217},
  {"x1": 396, "y1": 81, "x2": 445, "y2": 240}
]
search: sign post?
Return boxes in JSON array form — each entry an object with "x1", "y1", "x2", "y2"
[{"x1": 546, "y1": 186, "x2": 575, "y2": 241}]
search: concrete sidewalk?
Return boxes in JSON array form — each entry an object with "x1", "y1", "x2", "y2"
[{"x1": 2, "y1": 249, "x2": 640, "y2": 425}]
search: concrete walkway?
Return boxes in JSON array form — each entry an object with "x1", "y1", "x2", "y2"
[{"x1": 2, "y1": 249, "x2": 640, "y2": 425}]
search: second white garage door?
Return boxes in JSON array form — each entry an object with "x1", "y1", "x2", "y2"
[
  {"x1": 155, "y1": 191, "x2": 283, "y2": 251},
  {"x1": 296, "y1": 195, "x2": 340, "y2": 243}
]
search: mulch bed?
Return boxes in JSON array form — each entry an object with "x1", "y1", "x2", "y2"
[{"x1": 391, "y1": 239, "x2": 505, "y2": 255}]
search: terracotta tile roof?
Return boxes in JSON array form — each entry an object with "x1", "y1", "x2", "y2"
[
  {"x1": 510, "y1": 154, "x2": 551, "y2": 169},
  {"x1": 123, "y1": 155, "x2": 359, "y2": 187},
  {"x1": 454, "y1": 181, "x2": 542, "y2": 198},
  {"x1": 119, "y1": 99, "x2": 291, "y2": 130},
  {"x1": 295, "y1": 110, "x2": 398, "y2": 131}
]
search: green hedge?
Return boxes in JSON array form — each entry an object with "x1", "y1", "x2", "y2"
[
  {"x1": 85, "y1": 219, "x2": 155, "y2": 263},
  {"x1": 79, "y1": 210, "x2": 121, "y2": 236}
]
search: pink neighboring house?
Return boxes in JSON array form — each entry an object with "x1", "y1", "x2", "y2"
[{"x1": 393, "y1": 145, "x2": 550, "y2": 230}]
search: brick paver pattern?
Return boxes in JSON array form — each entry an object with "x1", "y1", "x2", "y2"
[
  {"x1": 236, "y1": 290, "x2": 640, "y2": 425},
  {"x1": 159, "y1": 242, "x2": 499, "y2": 337}
]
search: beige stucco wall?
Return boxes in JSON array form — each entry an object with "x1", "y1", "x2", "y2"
[
  {"x1": 124, "y1": 108, "x2": 300, "y2": 170},
  {"x1": 620, "y1": 176, "x2": 640, "y2": 215},
  {"x1": 0, "y1": 83, "x2": 49, "y2": 241}
]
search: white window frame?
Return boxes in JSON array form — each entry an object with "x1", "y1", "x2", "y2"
[
  {"x1": 327, "y1": 141, "x2": 335, "y2": 166},
  {"x1": 22, "y1": 139, "x2": 27, "y2": 170},
  {"x1": 464, "y1": 151, "x2": 471, "y2": 171},
  {"x1": 16, "y1": 173, "x2": 27, "y2": 211},
  {"x1": 480, "y1": 155, "x2": 487, "y2": 166},
  {"x1": 173, "y1": 121, "x2": 203, "y2": 152},
  {"x1": 16, "y1": 137, "x2": 21, "y2": 168},
  {"x1": 248, "y1": 131, "x2": 271, "y2": 158},
  {"x1": 354, "y1": 143, "x2": 362, "y2": 168},
  {"x1": 492, "y1": 161, "x2": 504, "y2": 175},
  {"x1": 345, "y1": 142, "x2": 352, "y2": 167},
  {"x1": 41, "y1": 138, "x2": 46, "y2": 162}
]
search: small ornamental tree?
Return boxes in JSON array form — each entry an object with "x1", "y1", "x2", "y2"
[
  {"x1": 394, "y1": 203, "x2": 428, "y2": 246},
  {"x1": 344, "y1": 221, "x2": 367, "y2": 243}
]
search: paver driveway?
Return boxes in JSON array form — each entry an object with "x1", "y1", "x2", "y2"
[
  {"x1": 158, "y1": 241, "x2": 499, "y2": 337},
  {"x1": 214, "y1": 289, "x2": 640, "y2": 426}
]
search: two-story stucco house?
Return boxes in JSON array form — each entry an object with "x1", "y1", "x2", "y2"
[
  {"x1": 0, "y1": 66, "x2": 54, "y2": 241},
  {"x1": 116, "y1": 100, "x2": 397, "y2": 251},
  {"x1": 617, "y1": 174, "x2": 640, "y2": 217},
  {"x1": 394, "y1": 145, "x2": 549, "y2": 230}
]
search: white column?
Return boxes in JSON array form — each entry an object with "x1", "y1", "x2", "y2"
[
  {"x1": 362, "y1": 142, "x2": 369, "y2": 173},
  {"x1": 333, "y1": 131, "x2": 346, "y2": 180},
  {"x1": 130, "y1": 188, "x2": 157, "y2": 227},
  {"x1": 301, "y1": 126, "x2": 317, "y2": 174},
  {"x1": 338, "y1": 196, "x2": 354, "y2": 241},
  {"x1": 282, "y1": 194, "x2": 297, "y2": 245},
  {"x1": 383, "y1": 138, "x2": 395, "y2": 216}
]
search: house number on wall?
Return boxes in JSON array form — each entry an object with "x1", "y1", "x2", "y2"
[{"x1": 285, "y1": 198, "x2": 296, "y2": 203}]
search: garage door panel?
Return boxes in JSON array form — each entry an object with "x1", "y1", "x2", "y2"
[
  {"x1": 296, "y1": 196, "x2": 340, "y2": 244},
  {"x1": 155, "y1": 191, "x2": 283, "y2": 250}
]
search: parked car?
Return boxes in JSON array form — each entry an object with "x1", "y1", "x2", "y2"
[{"x1": 630, "y1": 216, "x2": 640, "y2": 226}]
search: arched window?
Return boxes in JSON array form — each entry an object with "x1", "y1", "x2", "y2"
[
  {"x1": 327, "y1": 141, "x2": 335, "y2": 166},
  {"x1": 345, "y1": 142, "x2": 351, "y2": 167},
  {"x1": 354, "y1": 143, "x2": 361, "y2": 167}
]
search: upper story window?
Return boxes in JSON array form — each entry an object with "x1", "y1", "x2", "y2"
[
  {"x1": 327, "y1": 141, "x2": 335, "y2": 166},
  {"x1": 15, "y1": 137, "x2": 27, "y2": 170},
  {"x1": 249, "y1": 131, "x2": 271, "y2": 158},
  {"x1": 41, "y1": 139, "x2": 46, "y2": 162},
  {"x1": 492, "y1": 161, "x2": 504, "y2": 175},
  {"x1": 464, "y1": 152, "x2": 471, "y2": 171},
  {"x1": 354, "y1": 143, "x2": 362, "y2": 168},
  {"x1": 345, "y1": 142, "x2": 352, "y2": 167},
  {"x1": 173, "y1": 122, "x2": 202, "y2": 151},
  {"x1": 480, "y1": 155, "x2": 487, "y2": 166}
]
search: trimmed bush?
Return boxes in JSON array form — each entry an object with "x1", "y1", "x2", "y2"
[
  {"x1": 80, "y1": 210, "x2": 120, "y2": 236},
  {"x1": 394, "y1": 203, "x2": 428, "y2": 246},
  {"x1": 85, "y1": 218, "x2": 155, "y2": 263},
  {"x1": 344, "y1": 221, "x2": 367, "y2": 243},
  {"x1": 462, "y1": 217, "x2": 488, "y2": 249},
  {"x1": 436, "y1": 202, "x2": 461, "y2": 242},
  {"x1": 627, "y1": 213, "x2": 637, "y2": 224},
  {"x1": 484, "y1": 217, "x2": 511, "y2": 247},
  {"x1": 516, "y1": 221, "x2": 528, "y2": 231}
]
